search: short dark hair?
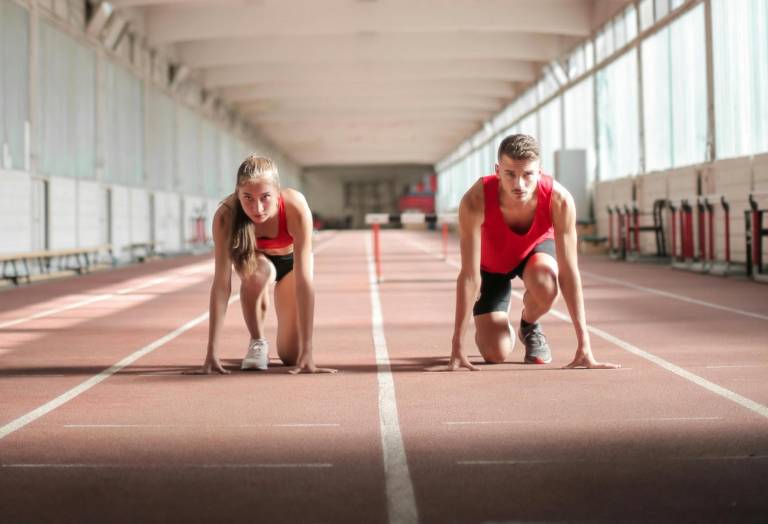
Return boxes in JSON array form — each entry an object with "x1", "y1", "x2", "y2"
[{"x1": 498, "y1": 134, "x2": 540, "y2": 162}]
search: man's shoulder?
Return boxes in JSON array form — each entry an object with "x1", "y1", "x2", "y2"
[{"x1": 461, "y1": 178, "x2": 485, "y2": 212}]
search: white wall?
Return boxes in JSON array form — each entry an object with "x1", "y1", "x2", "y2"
[
  {"x1": 48, "y1": 176, "x2": 77, "y2": 250},
  {"x1": 77, "y1": 179, "x2": 103, "y2": 247},
  {"x1": 0, "y1": 170, "x2": 32, "y2": 254},
  {"x1": 110, "y1": 185, "x2": 132, "y2": 258},
  {"x1": 154, "y1": 191, "x2": 182, "y2": 253},
  {"x1": 129, "y1": 187, "x2": 150, "y2": 245}
]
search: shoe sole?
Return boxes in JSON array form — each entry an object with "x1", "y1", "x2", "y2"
[
  {"x1": 241, "y1": 362, "x2": 268, "y2": 371},
  {"x1": 518, "y1": 328, "x2": 552, "y2": 365},
  {"x1": 524, "y1": 356, "x2": 552, "y2": 364}
]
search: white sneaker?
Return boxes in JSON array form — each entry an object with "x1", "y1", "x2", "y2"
[{"x1": 241, "y1": 338, "x2": 269, "y2": 370}]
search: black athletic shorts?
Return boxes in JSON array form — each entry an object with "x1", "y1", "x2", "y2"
[
  {"x1": 264, "y1": 252, "x2": 294, "y2": 282},
  {"x1": 472, "y1": 239, "x2": 556, "y2": 316}
]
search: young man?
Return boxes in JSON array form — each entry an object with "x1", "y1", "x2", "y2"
[{"x1": 432, "y1": 134, "x2": 619, "y2": 371}]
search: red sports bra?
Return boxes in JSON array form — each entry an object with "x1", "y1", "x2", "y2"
[
  {"x1": 256, "y1": 194, "x2": 294, "y2": 250},
  {"x1": 480, "y1": 174, "x2": 554, "y2": 274}
]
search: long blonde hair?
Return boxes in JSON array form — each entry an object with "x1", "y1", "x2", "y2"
[{"x1": 229, "y1": 155, "x2": 281, "y2": 276}]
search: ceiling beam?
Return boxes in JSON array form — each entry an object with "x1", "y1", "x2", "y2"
[
  {"x1": 176, "y1": 33, "x2": 578, "y2": 69},
  {"x1": 217, "y1": 80, "x2": 516, "y2": 103},
  {"x1": 200, "y1": 60, "x2": 538, "y2": 88}
]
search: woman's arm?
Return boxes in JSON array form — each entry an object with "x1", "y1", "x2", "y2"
[
  {"x1": 191, "y1": 207, "x2": 233, "y2": 375},
  {"x1": 285, "y1": 190, "x2": 337, "y2": 374}
]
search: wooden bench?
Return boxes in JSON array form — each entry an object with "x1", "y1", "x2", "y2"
[{"x1": 0, "y1": 245, "x2": 113, "y2": 286}]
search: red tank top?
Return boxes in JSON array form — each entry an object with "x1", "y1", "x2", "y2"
[
  {"x1": 480, "y1": 174, "x2": 555, "y2": 273},
  {"x1": 257, "y1": 194, "x2": 294, "y2": 250}
]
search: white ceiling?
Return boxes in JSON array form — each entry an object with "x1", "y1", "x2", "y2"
[{"x1": 111, "y1": 0, "x2": 632, "y2": 167}]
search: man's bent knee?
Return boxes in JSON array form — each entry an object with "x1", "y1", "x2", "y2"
[{"x1": 481, "y1": 347, "x2": 510, "y2": 364}]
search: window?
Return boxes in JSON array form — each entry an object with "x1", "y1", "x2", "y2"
[
  {"x1": 538, "y1": 97, "x2": 562, "y2": 173},
  {"x1": 37, "y1": 20, "x2": 95, "y2": 179},
  {"x1": 640, "y1": 0, "x2": 654, "y2": 30},
  {"x1": 597, "y1": 49, "x2": 640, "y2": 179},
  {"x1": 0, "y1": 2, "x2": 29, "y2": 171},
  {"x1": 564, "y1": 77, "x2": 596, "y2": 184},
  {"x1": 713, "y1": 0, "x2": 768, "y2": 158}
]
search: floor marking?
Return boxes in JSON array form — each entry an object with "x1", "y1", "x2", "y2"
[
  {"x1": 404, "y1": 236, "x2": 768, "y2": 421},
  {"x1": 625, "y1": 417, "x2": 722, "y2": 421},
  {"x1": 0, "y1": 295, "x2": 240, "y2": 441},
  {"x1": 581, "y1": 270, "x2": 768, "y2": 321},
  {"x1": 706, "y1": 364, "x2": 768, "y2": 369},
  {"x1": 366, "y1": 236, "x2": 419, "y2": 524},
  {"x1": 458, "y1": 455, "x2": 768, "y2": 466},
  {"x1": 63, "y1": 423, "x2": 341, "y2": 428},
  {"x1": 444, "y1": 421, "x2": 532, "y2": 425},
  {"x1": 1, "y1": 463, "x2": 332, "y2": 469},
  {"x1": 444, "y1": 417, "x2": 722, "y2": 425}
]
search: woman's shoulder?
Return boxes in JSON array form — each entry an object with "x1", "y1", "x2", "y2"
[
  {"x1": 213, "y1": 194, "x2": 235, "y2": 226},
  {"x1": 281, "y1": 188, "x2": 309, "y2": 210}
]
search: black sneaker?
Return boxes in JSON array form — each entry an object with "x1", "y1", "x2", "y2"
[{"x1": 518, "y1": 321, "x2": 552, "y2": 364}]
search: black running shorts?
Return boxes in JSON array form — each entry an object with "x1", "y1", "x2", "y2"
[
  {"x1": 263, "y1": 252, "x2": 294, "y2": 282},
  {"x1": 472, "y1": 239, "x2": 556, "y2": 316}
]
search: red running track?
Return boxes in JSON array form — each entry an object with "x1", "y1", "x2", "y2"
[{"x1": 0, "y1": 229, "x2": 767, "y2": 523}]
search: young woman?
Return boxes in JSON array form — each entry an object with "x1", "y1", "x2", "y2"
[{"x1": 194, "y1": 155, "x2": 336, "y2": 375}]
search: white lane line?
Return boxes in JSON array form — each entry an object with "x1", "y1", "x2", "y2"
[
  {"x1": 62, "y1": 423, "x2": 340, "y2": 428},
  {"x1": 626, "y1": 417, "x2": 722, "y2": 421},
  {"x1": 444, "y1": 417, "x2": 722, "y2": 425},
  {"x1": 403, "y1": 236, "x2": 768, "y2": 421},
  {"x1": 0, "y1": 295, "x2": 240, "y2": 441},
  {"x1": 1, "y1": 463, "x2": 332, "y2": 469},
  {"x1": 366, "y1": 236, "x2": 419, "y2": 524},
  {"x1": 706, "y1": 364, "x2": 768, "y2": 369},
  {"x1": 271, "y1": 423, "x2": 340, "y2": 427},
  {"x1": 458, "y1": 455, "x2": 768, "y2": 465},
  {"x1": 581, "y1": 270, "x2": 768, "y2": 322}
]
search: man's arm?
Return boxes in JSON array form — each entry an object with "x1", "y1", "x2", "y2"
[
  {"x1": 428, "y1": 182, "x2": 483, "y2": 371},
  {"x1": 551, "y1": 182, "x2": 620, "y2": 370}
]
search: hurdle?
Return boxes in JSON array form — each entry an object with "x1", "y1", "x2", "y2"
[
  {"x1": 746, "y1": 192, "x2": 768, "y2": 283},
  {"x1": 365, "y1": 212, "x2": 458, "y2": 282},
  {"x1": 607, "y1": 204, "x2": 627, "y2": 260},
  {"x1": 669, "y1": 197, "x2": 697, "y2": 270}
]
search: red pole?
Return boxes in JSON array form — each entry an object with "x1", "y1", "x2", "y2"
[
  {"x1": 685, "y1": 210, "x2": 694, "y2": 259},
  {"x1": 633, "y1": 207, "x2": 640, "y2": 255},
  {"x1": 373, "y1": 223, "x2": 382, "y2": 283},
  {"x1": 608, "y1": 210, "x2": 614, "y2": 252},
  {"x1": 679, "y1": 207, "x2": 686, "y2": 259},
  {"x1": 724, "y1": 207, "x2": 730, "y2": 264},
  {"x1": 753, "y1": 210, "x2": 761, "y2": 273},
  {"x1": 708, "y1": 206, "x2": 715, "y2": 262},
  {"x1": 670, "y1": 208, "x2": 677, "y2": 260},
  {"x1": 625, "y1": 208, "x2": 631, "y2": 253},
  {"x1": 697, "y1": 204, "x2": 706, "y2": 260},
  {"x1": 441, "y1": 223, "x2": 448, "y2": 259}
]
